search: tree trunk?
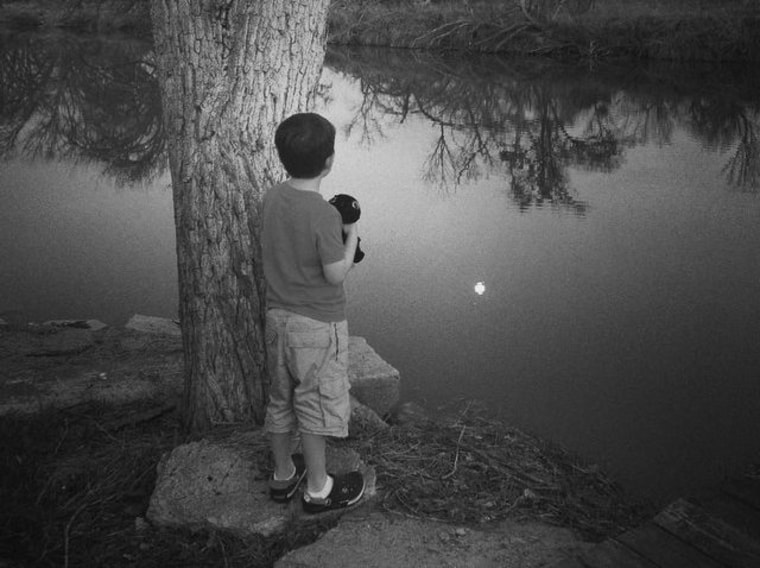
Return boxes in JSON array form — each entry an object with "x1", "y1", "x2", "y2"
[{"x1": 150, "y1": 0, "x2": 331, "y2": 432}]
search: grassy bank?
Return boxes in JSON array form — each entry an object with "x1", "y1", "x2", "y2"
[
  {"x1": 0, "y1": 321, "x2": 651, "y2": 566},
  {"x1": 1, "y1": 0, "x2": 760, "y2": 61},
  {"x1": 0, "y1": 399, "x2": 651, "y2": 567},
  {"x1": 0, "y1": 0, "x2": 147, "y2": 36},
  {"x1": 329, "y1": 0, "x2": 760, "y2": 61}
]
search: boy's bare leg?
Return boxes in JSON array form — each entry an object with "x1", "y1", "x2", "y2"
[
  {"x1": 301, "y1": 432, "x2": 328, "y2": 494},
  {"x1": 270, "y1": 432, "x2": 296, "y2": 480}
]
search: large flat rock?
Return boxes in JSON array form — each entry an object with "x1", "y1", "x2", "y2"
[
  {"x1": 0, "y1": 325, "x2": 183, "y2": 415},
  {"x1": 348, "y1": 336, "x2": 400, "y2": 417},
  {"x1": 146, "y1": 428, "x2": 377, "y2": 538},
  {"x1": 125, "y1": 314, "x2": 181, "y2": 336},
  {"x1": 276, "y1": 511, "x2": 587, "y2": 568}
]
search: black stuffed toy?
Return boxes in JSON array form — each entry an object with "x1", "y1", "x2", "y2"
[{"x1": 328, "y1": 193, "x2": 365, "y2": 264}]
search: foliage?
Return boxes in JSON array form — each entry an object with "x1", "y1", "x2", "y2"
[
  {"x1": 326, "y1": 47, "x2": 760, "y2": 203},
  {"x1": 0, "y1": 31, "x2": 165, "y2": 185},
  {"x1": 326, "y1": 0, "x2": 760, "y2": 61},
  {"x1": 1, "y1": 0, "x2": 760, "y2": 60},
  {"x1": 0, "y1": 0, "x2": 149, "y2": 35}
]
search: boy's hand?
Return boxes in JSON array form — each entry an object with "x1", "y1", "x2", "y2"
[
  {"x1": 343, "y1": 222, "x2": 359, "y2": 236},
  {"x1": 324, "y1": 222, "x2": 360, "y2": 284}
]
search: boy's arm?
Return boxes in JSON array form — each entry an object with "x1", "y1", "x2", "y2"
[{"x1": 323, "y1": 222, "x2": 359, "y2": 285}]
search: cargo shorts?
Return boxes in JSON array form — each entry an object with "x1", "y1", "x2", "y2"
[{"x1": 264, "y1": 308, "x2": 350, "y2": 438}]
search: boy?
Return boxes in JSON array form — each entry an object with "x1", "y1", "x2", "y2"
[{"x1": 261, "y1": 112, "x2": 365, "y2": 513}]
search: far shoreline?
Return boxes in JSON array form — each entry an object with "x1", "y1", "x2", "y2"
[{"x1": 1, "y1": 0, "x2": 759, "y2": 62}]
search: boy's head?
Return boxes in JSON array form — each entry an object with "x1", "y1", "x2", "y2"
[{"x1": 275, "y1": 113, "x2": 335, "y2": 179}]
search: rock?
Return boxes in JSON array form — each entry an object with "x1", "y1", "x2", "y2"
[
  {"x1": 0, "y1": 325, "x2": 183, "y2": 415},
  {"x1": 43, "y1": 319, "x2": 108, "y2": 331},
  {"x1": 118, "y1": 320, "x2": 401, "y2": 418},
  {"x1": 120, "y1": 318, "x2": 400, "y2": 417},
  {"x1": 275, "y1": 513, "x2": 587, "y2": 568},
  {"x1": 386, "y1": 401, "x2": 430, "y2": 426},
  {"x1": 134, "y1": 517, "x2": 149, "y2": 533},
  {"x1": 0, "y1": 309, "x2": 27, "y2": 327},
  {"x1": 147, "y1": 428, "x2": 376, "y2": 538},
  {"x1": 125, "y1": 314, "x2": 181, "y2": 336},
  {"x1": 146, "y1": 430, "x2": 290, "y2": 537},
  {"x1": 30, "y1": 327, "x2": 95, "y2": 356},
  {"x1": 348, "y1": 337, "x2": 400, "y2": 417},
  {"x1": 349, "y1": 395, "x2": 389, "y2": 437}
]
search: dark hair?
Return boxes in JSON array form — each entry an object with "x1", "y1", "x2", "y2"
[{"x1": 274, "y1": 113, "x2": 335, "y2": 179}]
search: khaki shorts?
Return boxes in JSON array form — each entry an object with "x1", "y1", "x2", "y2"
[{"x1": 264, "y1": 309, "x2": 350, "y2": 438}]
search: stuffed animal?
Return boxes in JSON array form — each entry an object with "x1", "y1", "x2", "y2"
[{"x1": 328, "y1": 193, "x2": 365, "y2": 263}]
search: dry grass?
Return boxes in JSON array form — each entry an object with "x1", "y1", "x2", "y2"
[
  {"x1": 353, "y1": 400, "x2": 651, "y2": 541},
  {"x1": 0, "y1": 398, "x2": 652, "y2": 566},
  {"x1": 327, "y1": 0, "x2": 760, "y2": 60},
  {"x1": 0, "y1": 401, "x2": 331, "y2": 567},
  {"x1": 1, "y1": 0, "x2": 759, "y2": 59},
  {"x1": 581, "y1": 0, "x2": 759, "y2": 21}
]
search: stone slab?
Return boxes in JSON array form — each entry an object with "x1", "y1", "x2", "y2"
[
  {"x1": 32, "y1": 328, "x2": 96, "y2": 356},
  {"x1": 276, "y1": 512, "x2": 586, "y2": 568},
  {"x1": 147, "y1": 428, "x2": 377, "y2": 538},
  {"x1": 348, "y1": 336, "x2": 400, "y2": 417},
  {"x1": 125, "y1": 314, "x2": 181, "y2": 336},
  {"x1": 42, "y1": 319, "x2": 108, "y2": 331}
]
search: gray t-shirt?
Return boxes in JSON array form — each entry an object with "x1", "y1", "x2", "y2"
[{"x1": 262, "y1": 182, "x2": 346, "y2": 322}]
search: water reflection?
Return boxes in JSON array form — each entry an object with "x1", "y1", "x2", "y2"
[
  {"x1": 0, "y1": 31, "x2": 164, "y2": 184},
  {"x1": 2, "y1": 30, "x2": 760, "y2": 502},
  {"x1": 1, "y1": 34, "x2": 758, "y2": 197},
  {"x1": 326, "y1": 48, "x2": 760, "y2": 203}
]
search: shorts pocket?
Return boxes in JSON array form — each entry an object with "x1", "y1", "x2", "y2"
[
  {"x1": 285, "y1": 328, "x2": 332, "y2": 385},
  {"x1": 318, "y1": 374, "x2": 350, "y2": 428}
]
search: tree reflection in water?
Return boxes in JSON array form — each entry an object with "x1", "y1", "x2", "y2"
[
  {"x1": 0, "y1": 34, "x2": 758, "y2": 197},
  {"x1": 325, "y1": 48, "x2": 760, "y2": 208},
  {"x1": 0, "y1": 31, "x2": 164, "y2": 185}
]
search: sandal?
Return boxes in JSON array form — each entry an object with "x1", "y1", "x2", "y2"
[
  {"x1": 302, "y1": 471, "x2": 365, "y2": 514},
  {"x1": 269, "y1": 453, "x2": 307, "y2": 502}
]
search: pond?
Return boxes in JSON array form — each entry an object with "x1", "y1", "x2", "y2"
[{"x1": 1, "y1": 31, "x2": 759, "y2": 506}]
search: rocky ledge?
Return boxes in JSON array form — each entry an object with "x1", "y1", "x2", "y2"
[{"x1": 0, "y1": 314, "x2": 592, "y2": 567}]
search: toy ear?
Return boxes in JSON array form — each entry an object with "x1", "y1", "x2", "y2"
[{"x1": 329, "y1": 194, "x2": 361, "y2": 224}]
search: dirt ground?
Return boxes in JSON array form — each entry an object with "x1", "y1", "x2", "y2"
[
  {"x1": 0, "y1": 321, "x2": 184, "y2": 416},
  {"x1": 0, "y1": 321, "x2": 652, "y2": 567}
]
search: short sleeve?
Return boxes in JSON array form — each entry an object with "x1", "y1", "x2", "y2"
[{"x1": 314, "y1": 204, "x2": 344, "y2": 265}]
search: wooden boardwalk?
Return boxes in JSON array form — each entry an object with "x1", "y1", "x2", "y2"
[{"x1": 551, "y1": 473, "x2": 760, "y2": 567}]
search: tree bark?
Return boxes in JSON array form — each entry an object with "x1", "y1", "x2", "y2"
[{"x1": 150, "y1": 0, "x2": 331, "y2": 432}]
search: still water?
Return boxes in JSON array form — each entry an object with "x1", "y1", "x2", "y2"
[{"x1": 1, "y1": 33, "x2": 759, "y2": 505}]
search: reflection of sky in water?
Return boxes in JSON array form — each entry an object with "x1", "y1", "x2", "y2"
[
  {"x1": 316, "y1": 69, "x2": 760, "y2": 503},
  {"x1": 1, "y1": 62, "x2": 759, "y2": 506},
  {"x1": 0, "y1": 161, "x2": 177, "y2": 324}
]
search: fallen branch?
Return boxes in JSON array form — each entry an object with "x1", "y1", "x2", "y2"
[{"x1": 441, "y1": 424, "x2": 466, "y2": 480}]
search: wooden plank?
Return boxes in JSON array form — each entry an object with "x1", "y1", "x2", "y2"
[
  {"x1": 615, "y1": 522, "x2": 724, "y2": 568},
  {"x1": 574, "y1": 540, "x2": 658, "y2": 568},
  {"x1": 694, "y1": 491, "x2": 760, "y2": 541},
  {"x1": 654, "y1": 498, "x2": 760, "y2": 568},
  {"x1": 722, "y1": 477, "x2": 760, "y2": 512}
]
